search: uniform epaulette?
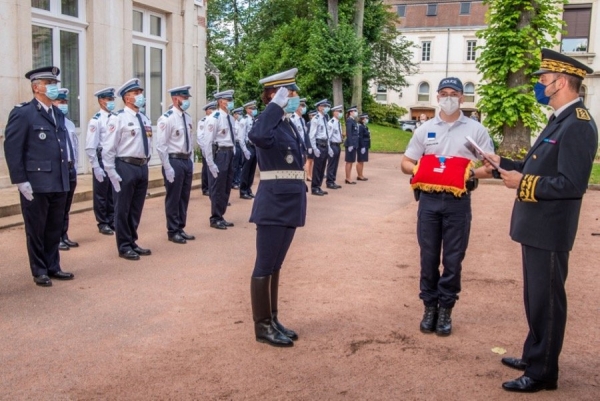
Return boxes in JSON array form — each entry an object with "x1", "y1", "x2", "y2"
[
  {"x1": 92, "y1": 112, "x2": 101, "y2": 120},
  {"x1": 14, "y1": 101, "x2": 28, "y2": 108},
  {"x1": 117, "y1": 109, "x2": 125, "y2": 114},
  {"x1": 576, "y1": 108, "x2": 591, "y2": 121},
  {"x1": 213, "y1": 112, "x2": 220, "y2": 118},
  {"x1": 163, "y1": 110, "x2": 174, "y2": 118},
  {"x1": 201, "y1": 117, "x2": 206, "y2": 122}
]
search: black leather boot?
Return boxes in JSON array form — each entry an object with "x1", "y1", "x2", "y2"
[
  {"x1": 251, "y1": 276, "x2": 293, "y2": 347},
  {"x1": 271, "y1": 270, "x2": 298, "y2": 340},
  {"x1": 420, "y1": 305, "x2": 438, "y2": 333},
  {"x1": 436, "y1": 307, "x2": 453, "y2": 336}
]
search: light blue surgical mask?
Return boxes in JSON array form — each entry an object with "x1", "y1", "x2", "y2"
[
  {"x1": 251, "y1": 109, "x2": 258, "y2": 117},
  {"x1": 45, "y1": 84, "x2": 59, "y2": 100},
  {"x1": 301, "y1": 107, "x2": 307, "y2": 115},
  {"x1": 227, "y1": 101, "x2": 234, "y2": 111},
  {"x1": 323, "y1": 107, "x2": 331, "y2": 114},
  {"x1": 284, "y1": 96, "x2": 300, "y2": 113},
  {"x1": 106, "y1": 101, "x2": 115, "y2": 112},
  {"x1": 58, "y1": 104, "x2": 69, "y2": 115},
  {"x1": 181, "y1": 99, "x2": 191, "y2": 111},
  {"x1": 134, "y1": 94, "x2": 145, "y2": 108}
]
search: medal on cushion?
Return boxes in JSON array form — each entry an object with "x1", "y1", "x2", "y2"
[
  {"x1": 434, "y1": 156, "x2": 446, "y2": 173},
  {"x1": 285, "y1": 147, "x2": 294, "y2": 164}
]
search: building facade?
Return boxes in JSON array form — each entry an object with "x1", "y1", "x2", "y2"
[
  {"x1": 379, "y1": 0, "x2": 599, "y2": 127},
  {"x1": 0, "y1": 0, "x2": 208, "y2": 188}
]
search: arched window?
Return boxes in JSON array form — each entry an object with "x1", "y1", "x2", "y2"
[
  {"x1": 418, "y1": 82, "x2": 430, "y2": 102},
  {"x1": 579, "y1": 84, "x2": 587, "y2": 105},
  {"x1": 464, "y1": 82, "x2": 475, "y2": 103}
]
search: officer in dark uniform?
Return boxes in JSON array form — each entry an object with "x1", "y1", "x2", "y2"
[
  {"x1": 308, "y1": 99, "x2": 332, "y2": 195},
  {"x1": 484, "y1": 50, "x2": 598, "y2": 393},
  {"x1": 85, "y1": 87, "x2": 116, "y2": 235},
  {"x1": 156, "y1": 85, "x2": 196, "y2": 244},
  {"x1": 197, "y1": 101, "x2": 217, "y2": 196},
  {"x1": 248, "y1": 68, "x2": 307, "y2": 348},
  {"x1": 102, "y1": 78, "x2": 153, "y2": 260},
  {"x1": 3, "y1": 66, "x2": 75, "y2": 287},
  {"x1": 344, "y1": 105, "x2": 359, "y2": 184},
  {"x1": 356, "y1": 113, "x2": 371, "y2": 181},
  {"x1": 239, "y1": 100, "x2": 259, "y2": 199},
  {"x1": 326, "y1": 104, "x2": 344, "y2": 189},
  {"x1": 231, "y1": 106, "x2": 245, "y2": 190},
  {"x1": 304, "y1": 109, "x2": 317, "y2": 181}
]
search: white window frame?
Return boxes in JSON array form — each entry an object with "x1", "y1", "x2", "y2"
[
  {"x1": 376, "y1": 84, "x2": 387, "y2": 102},
  {"x1": 132, "y1": 7, "x2": 168, "y2": 41},
  {"x1": 466, "y1": 40, "x2": 477, "y2": 62},
  {"x1": 463, "y1": 82, "x2": 475, "y2": 103},
  {"x1": 421, "y1": 41, "x2": 432, "y2": 62},
  {"x1": 397, "y1": 5, "x2": 406, "y2": 18},
  {"x1": 417, "y1": 82, "x2": 430, "y2": 102},
  {"x1": 31, "y1": 0, "x2": 87, "y2": 25}
]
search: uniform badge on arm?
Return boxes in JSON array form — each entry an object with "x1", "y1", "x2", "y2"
[
  {"x1": 576, "y1": 108, "x2": 591, "y2": 121},
  {"x1": 518, "y1": 174, "x2": 540, "y2": 202}
]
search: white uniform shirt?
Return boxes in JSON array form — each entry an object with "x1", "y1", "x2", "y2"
[
  {"x1": 156, "y1": 108, "x2": 193, "y2": 168},
  {"x1": 405, "y1": 112, "x2": 494, "y2": 161},
  {"x1": 308, "y1": 112, "x2": 329, "y2": 149},
  {"x1": 237, "y1": 114, "x2": 254, "y2": 144},
  {"x1": 290, "y1": 113, "x2": 306, "y2": 137},
  {"x1": 201, "y1": 108, "x2": 248, "y2": 164},
  {"x1": 102, "y1": 106, "x2": 153, "y2": 170},
  {"x1": 65, "y1": 117, "x2": 78, "y2": 170},
  {"x1": 85, "y1": 109, "x2": 112, "y2": 168},
  {"x1": 327, "y1": 116, "x2": 343, "y2": 143}
]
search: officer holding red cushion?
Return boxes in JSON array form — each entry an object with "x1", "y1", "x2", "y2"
[{"x1": 400, "y1": 77, "x2": 494, "y2": 337}]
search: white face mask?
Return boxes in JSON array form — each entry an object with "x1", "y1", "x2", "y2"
[{"x1": 439, "y1": 96, "x2": 460, "y2": 115}]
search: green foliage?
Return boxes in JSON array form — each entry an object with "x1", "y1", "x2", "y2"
[
  {"x1": 368, "y1": 123, "x2": 412, "y2": 153},
  {"x1": 363, "y1": 97, "x2": 407, "y2": 125},
  {"x1": 589, "y1": 163, "x2": 600, "y2": 185},
  {"x1": 476, "y1": 0, "x2": 566, "y2": 140}
]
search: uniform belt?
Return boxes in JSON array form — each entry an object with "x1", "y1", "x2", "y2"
[
  {"x1": 169, "y1": 152, "x2": 191, "y2": 160},
  {"x1": 331, "y1": 142, "x2": 341, "y2": 145},
  {"x1": 215, "y1": 144, "x2": 234, "y2": 150},
  {"x1": 117, "y1": 157, "x2": 148, "y2": 166},
  {"x1": 260, "y1": 170, "x2": 305, "y2": 180},
  {"x1": 316, "y1": 139, "x2": 328, "y2": 146}
]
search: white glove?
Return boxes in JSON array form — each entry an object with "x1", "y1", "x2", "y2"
[
  {"x1": 328, "y1": 147, "x2": 334, "y2": 158},
  {"x1": 314, "y1": 148, "x2": 321, "y2": 158},
  {"x1": 308, "y1": 148, "x2": 313, "y2": 155},
  {"x1": 208, "y1": 162, "x2": 219, "y2": 178},
  {"x1": 17, "y1": 182, "x2": 34, "y2": 201},
  {"x1": 361, "y1": 148, "x2": 366, "y2": 154},
  {"x1": 93, "y1": 167, "x2": 106, "y2": 183},
  {"x1": 164, "y1": 166, "x2": 175, "y2": 183},
  {"x1": 243, "y1": 149, "x2": 251, "y2": 160},
  {"x1": 272, "y1": 87, "x2": 290, "y2": 108},
  {"x1": 347, "y1": 146, "x2": 354, "y2": 152},
  {"x1": 106, "y1": 169, "x2": 122, "y2": 193}
]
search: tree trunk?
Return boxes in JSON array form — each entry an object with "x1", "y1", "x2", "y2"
[
  {"x1": 498, "y1": 7, "x2": 534, "y2": 156},
  {"x1": 328, "y1": 0, "x2": 343, "y2": 106},
  {"x1": 351, "y1": 0, "x2": 365, "y2": 111}
]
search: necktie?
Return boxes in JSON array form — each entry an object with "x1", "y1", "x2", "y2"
[
  {"x1": 323, "y1": 115, "x2": 329, "y2": 139},
  {"x1": 136, "y1": 113, "x2": 149, "y2": 157},
  {"x1": 225, "y1": 114, "x2": 236, "y2": 154},
  {"x1": 549, "y1": 114, "x2": 556, "y2": 123},
  {"x1": 48, "y1": 108, "x2": 56, "y2": 125},
  {"x1": 183, "y1": 113, "x2": 190, "y2": 152},
  {"x1": 338, "y1": 121, "x2": 342, "y2": 140},
  {"x1": 66, "y1": 131, "x2": 75, "y2": 163}
]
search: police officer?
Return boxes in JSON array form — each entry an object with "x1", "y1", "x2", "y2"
[
  {"x1": 3, "y1": 66, "x2": 74, "y2": 287},
  {"x1": 305, "y1": 109, "x2": 317, "y2": 181},
  {"x1": 102, "y1": 78, "x2": 152, "y2": 260},
  {"x1": 239, "y1": 100, "x2": 259, "y2": 199},
  {"x1": 484, "y1": 50, "x2": 598, "y2": 393},
  {"x1": 197, "y1": 101, "x2": 217, "y2": 196},
  {"x1": 52, "y1": 88, "x2": 79, "y2": 251},
  {"x1": 344, "y1": 105, "x2": 359, "y2": 184},
  {"x1": 156, "y1": 85, "x2": 196, "y2": 244},
  {"x1": 290, "y1": 97, "x2": 308, "y2": 165},
  {"x1": 231, "y1": 106, "x2": 245, "y2": 190},
  {"x1": 309, "y1": 99, "x2": 333, "y2": 195},
  {"x1": 201, "y1": 90, "x2": 250, "y2": 229},
  {"x1": 86, "y1": 87, "x2": 116, "y2": 235},
  {"x1": 248, "y1": 68, "x2": 306, "y2": 347},
  {"x1": 400, "y1": 77, "x2": 493, "y2": 336},
  {"x1": 326, "y1": 104, "x2": 344, "y2": 189},
  {"x1": 356, "y1": 113, "x2": 371, "y2": 181}
]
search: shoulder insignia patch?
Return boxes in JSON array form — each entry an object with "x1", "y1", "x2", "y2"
[
  {"x1": 118, "y1": 109, "x2": 125, "y2": 114},
  {"x1": 576, "y1": 108, "x2": 591, "y2": 121},
  {"x1": 14, "y1": 102, "x2": 28, "y2": 108},
  {"x1": 92, "y1": 112, "x2": 101, "y2": 120},
  {"x1": 163, "y1": 110, "x2": 173, "y2": 118},
  {"x1": 214, "y1": 112, "x2": 220, "y2": 118}
]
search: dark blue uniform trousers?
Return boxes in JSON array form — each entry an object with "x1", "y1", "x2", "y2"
[
  {"x1": 252, "y1": 225, "x2": 296, "y2": 277},
  {"x1": 93, "y1": 152, "x2": 114, "y2": 228},
  {"x1": 208, "y1": 148, "x2": 234, "y2": 224},
  {"x1": 417, "y1": 192, "x2": 472, "y2": 308},
  {"x1": 326, "y1": 143, "x2": 341, "y2": 186},
  {"x1": 311, "y1": 143, "x2": 328, "y2": 190},
  {"x1": 201, "y1": 150, "x2": 209, "y2": 194},
  {"x1": 520, "y1": 245, "x2": 568, "y2": 382},
  {"x1": 114, "y1": 159, "x2": 148, "y2": 254},
  {"x1": 240, "y1": 144, "x2": 257, "y2": 196},
  {"x1": 232, "y1": 142, "x2": 243, "y2": 186},
  {"x1": 21, "y1": 191, "x2": 67, "y2": 276},
  {"x1": 61, "y1": 166, "x2": 77, "y2": 239},
  {"x1": 163, "y1": 158, "x2": 193, "y2": 236}
]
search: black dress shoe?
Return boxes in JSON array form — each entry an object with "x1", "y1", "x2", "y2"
[
  {"x1": 59, "y1": 241, "x2": 69, "y2": 251},
  {"x1": 33, "y1": 275, "x2": 52, "y2": 287},
  {"x1": 435, "y1": 307, "x2": 452, "y2": 336},
  {"x1": 232, "y1": 184, "x2": 240, "y2": 189},
  {"x1": 501, "y1": 357, "x2": 527, "y2": 371},
  {"x1": 357, "y1": 176, "x2": 368, "y2": 181},
  {"x1": 49, "y1": 271, "x2": 75, "y2": 280},
  {"x1": 502, "y1": 375, "x2": 557, "y2": 393},
  {"x1": 99, "y1": 225, "x2": 114, "y2": 235},
  {"x1": 248, "y1": 193, "x2": 255, "y2": 198},
  {"x1": 345, "y1": 179, "x2": 356, "y2": 185},
  {"x1": 420, "y1": 305, "x2": 438, "y2": 333},
  {"x1": 326, "y1": 184, "x2": 342, "y2": 189},
  {"x1": 119, "y1": 250, "x2": 140, "y2": 260},
  {"x1": 222, "y1": 220, "x2": 234, "y2": 227},
  {"x1": 180, "y1": 231, "x2": 195, "y2": 240},
  {"x1": 62, "y1": 238, "x2": 79, "y2": 247},
  {"x1": 202, "y1": 191, "x2": 209, "y2": 196},
  {"x1": 168, "y1": 233, "x2": 187, "y2": 244},
  {"x1": 240, "y1": 193, "x2": 253, "y2": 200},
  {"x1": 133, "y1": 246, "x2": 152, "y2": 256},
  {"x1": 306, "y1": 178, "x2": 312, "y2": 181},
  {"x1": 210, "y1": 221, "x2": 227, "y2": 230}
]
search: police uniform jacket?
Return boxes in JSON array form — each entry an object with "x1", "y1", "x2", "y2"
[
  {"x1": 4, "y1": 98, "x2": 71, "y2": 193},
  {"x1": 500, "y1": 100, "x2": 598, "y2": 252},
  {"x1": 156, "y1": 108, "x2": 193, "y2": 168},
  {"x1": 102, "y1": 106, "x2": 153, "y2": 170},
  {"x1": 85, "y1": 110, "x2": 113, "y2": 168},
  {"x1": 345, "y1": 117, "x2": 359, "y2": 149},
  {"x1": 290, "y1": 113, "x2": 308, "y2": 149},
  {"x1": 358, "y1": 124, "x2": 371, "y2": 150},
  {"x1": 248, "y1": 102, "x2": 307, "y2": 227},
  {"x1": 308, "y1": 113, "x2": 329, "y2": 149},
  {"x1": 327, "y1": 117, "x2": 343, "y2": 143},
  {"x1": 65, "y1": 117, "x2": 79, "y2": 172},
  {"x1": 238, "y1": 115, "x2": 254, "y2": 144},
  {"x1": 200, "y1": 109, "x2": 248, "y2": 165}
]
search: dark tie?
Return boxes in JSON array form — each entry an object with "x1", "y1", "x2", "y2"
[
  {"x1": 136, "y1": 113, "x2": 149, "y2": 157},
  {"x1": 323, "y1": 115, "x2": 329, "y2": 139},
  {"x1": 225, "y1": 114, "x2": 236, "y2": 154},
  {"x1": 48, "y1": 108, "x2": 56, "y2": 125},
  {"x1": 182, "y1": 113, "x2": 190, "y2": 152},
  {"x1": 549, "y1": 114, "x2": 556, "y2": 123}
]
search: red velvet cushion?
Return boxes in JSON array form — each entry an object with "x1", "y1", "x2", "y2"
[{"x1": 411, "y1": 154, "x2": 473, "y2": 197}]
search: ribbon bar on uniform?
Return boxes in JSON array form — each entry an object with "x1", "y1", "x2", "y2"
[{"x1": 260, "y1": 170, "x2": 305, "y2": 180}]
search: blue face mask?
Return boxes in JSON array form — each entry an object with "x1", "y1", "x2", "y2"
[
  {"x1": 58, "y1": 104, "x2": 69, "y2": 115},
  {"x1": 251, "y1": 109, "x2": 258, "y2": 117},
  {"x1": 227, "y1": 101, "x2": 234, "y2": 111},
  {"x1": 301, "y1": 107, "x2": 307, "y2": 115},
  {"x1": 45, "y1": 84, "x2": 59, "y2": 100},
  {"x1": 181, "y1": 99, "x2": 191, "y2": 111},
  {"x1": 134, "y1": 94, "x2": 145, "y2": 108},
  {"x1": 534, "y1": 79, "x2": 558, "y2": 106},
  {"x1": 323, "y1": 107, "x2": 331, "y2": 114},
  {"x1": 106, "y1": 101, "x2": 116, "y2": 112},
  {"x1": 284, "y1": 96, "x2": 300, "y2": 113}
]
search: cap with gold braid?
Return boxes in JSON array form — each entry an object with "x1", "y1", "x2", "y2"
[
  {"x1": 259, "y1": 68, "x2": 299, "y2": 91},
  {"x1": 533, "y1": 48, "x2": 593, "y2": 79}
]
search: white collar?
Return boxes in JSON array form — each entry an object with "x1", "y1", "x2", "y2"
[{"x1": 553, "y1": 97, "x2": 580, "y2": 118}]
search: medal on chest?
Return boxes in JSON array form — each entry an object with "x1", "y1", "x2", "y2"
[{"x1": 285, "y1": 147, "x2": 294, "y2": 164}]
